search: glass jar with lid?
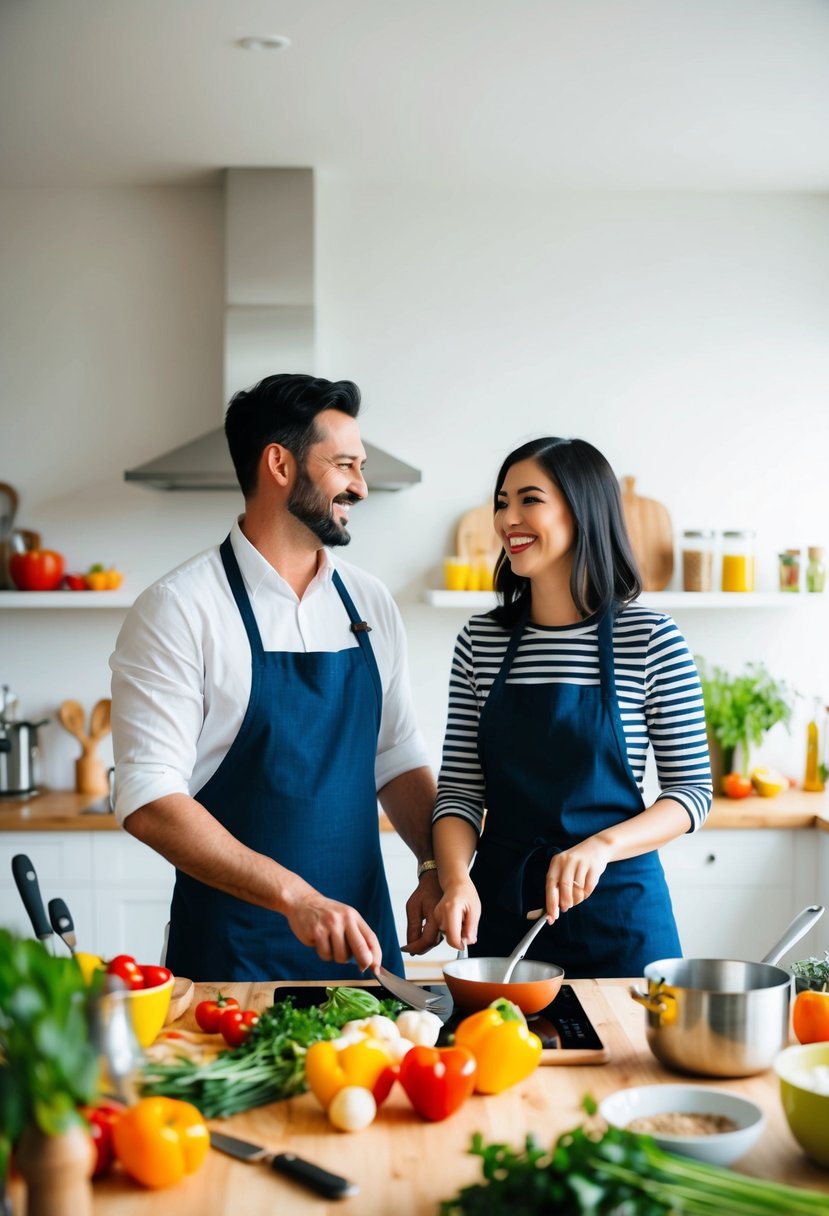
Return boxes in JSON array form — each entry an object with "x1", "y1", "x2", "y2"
[
  {"x1": 807, "y1": 546, "x2": 826, "y2": 593},
  {"x1": 721, "y1": 530, "x2": 756, "y2": 592},
  {"x1": 681, "y1": 530, "x2": 715, "y2": 592}
]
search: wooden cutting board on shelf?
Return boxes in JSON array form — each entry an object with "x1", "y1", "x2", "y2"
[
  {"x1": 456, "y1": 502, "x2": 501, "y2": 564},
  {"x1": 620, "y1": 476, "x2": 674, "y2": 591}
]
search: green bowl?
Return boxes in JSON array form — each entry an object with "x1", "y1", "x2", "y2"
[{"x1": 775, "y1": 1042, "x2": 829, "y2": 1168}]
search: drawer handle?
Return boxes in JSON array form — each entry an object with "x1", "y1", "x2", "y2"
[{"x1": 705, "y1": 853, "x2": 717, "y2": 866}]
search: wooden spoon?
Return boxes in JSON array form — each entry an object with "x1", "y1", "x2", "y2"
[
  {"x1": 58, "y1": 699, "x2": 88, "y2": 745},
  {"x1": 89, "y1": 698, "x2": 111, "y2": 741}
]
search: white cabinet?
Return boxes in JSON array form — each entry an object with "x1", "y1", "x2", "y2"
[
  {"x1": 660, "y1": 828, "x2": 824, "y2": 963},
  {"x1": 0, "y1": 831, "x2": 174, "y2": 962}
]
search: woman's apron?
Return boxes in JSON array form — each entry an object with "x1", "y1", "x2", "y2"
[
  {"x1": 471, "y1": 606, "x2": 681, "y2": 978},
  {"x1": 165, "y1": 537, "x2": 402, "y2": 982}
]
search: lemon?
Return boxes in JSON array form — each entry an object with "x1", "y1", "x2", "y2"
[
  {"x1": 750, "y1": 767, "x2": 787, "y2": 798},
  {"x1": 75, "y1": 951, "x2": 106, "y2": 984}
]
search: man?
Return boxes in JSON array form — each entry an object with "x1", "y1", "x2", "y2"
[{"x1": 110, "y1": 374, "x2": 440, "y2": 981}]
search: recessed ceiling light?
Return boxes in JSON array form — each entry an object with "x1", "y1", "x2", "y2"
[{"x1": 237, "y1": 34, "x2": 291, "y2": 52}]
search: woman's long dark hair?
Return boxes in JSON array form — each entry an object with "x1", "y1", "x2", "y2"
[{"x1": 490, "y1": 437, "x2": 642, "y2": 629}]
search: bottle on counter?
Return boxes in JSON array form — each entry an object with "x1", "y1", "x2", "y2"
[
  {"x1": 806, "y1": 547, "x2": 826, "y2": 593},
  {"x1": 804, "y1": 697, "x2": 826, "y2": 793},
  {"x1": 721, "y1": 530, "x2": 756, "y2": 592},
  {"x1": 778, "y1": 549, "x2": 801, "y2": 592},
  {"x1": 681, "y1": 530, "x2": 715, "y2": 592}
]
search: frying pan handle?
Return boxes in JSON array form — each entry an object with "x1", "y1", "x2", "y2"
[{"x1": 761, "y1": 905, "x2": 825, "y2": 967}]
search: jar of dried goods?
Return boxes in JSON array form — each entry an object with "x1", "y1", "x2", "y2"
[
  {"x1": 681, "y1": 530, "x2": 715, "y2": 592},
  {"x1": 778, "y1": 549, "x2": 801, "y2": 592}
]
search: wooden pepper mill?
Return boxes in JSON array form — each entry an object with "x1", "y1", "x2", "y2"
[{"x1": 57, "y1": 698, "x2": 111, "y2": 796}]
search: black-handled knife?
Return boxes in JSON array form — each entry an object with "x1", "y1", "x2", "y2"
[
  {"x1": 11, "y1": 854, "x2": 53, "y2": 944},
  {"x1": 48, "y1": 897, "x2": 77, "y2": 953},
  {"x1": 209, "y1": 1131, "x2": 358, "y2": 1199}
]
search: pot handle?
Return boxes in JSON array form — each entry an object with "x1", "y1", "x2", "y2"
[
  {"x1": 761, "y1": 905, "x2": 825, "y2": 967},
  {"x1": 628, "y1": 985, "x2": 668, "y2": 1015}
]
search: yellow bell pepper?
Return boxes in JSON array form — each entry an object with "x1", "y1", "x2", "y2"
[
  {"x1": 304, "y1": 1037, "x2": 397, "y2": 1110},
  {"x1": 86, "y1": 564, "x2": 124, "y2": 590},
  {"x1": 453, "y1": 998, "x2": 543, "y2": 1094}
]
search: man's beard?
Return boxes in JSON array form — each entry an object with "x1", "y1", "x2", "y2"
[{"x1": 288, "y1": 466, "x2": 358, "y2": 547}]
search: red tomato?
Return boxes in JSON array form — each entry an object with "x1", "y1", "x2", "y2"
[
  {"x1": 63, "y1": 572, "x2": 88, "y2": 591},
  {"x1": 140, "y1": 964, "x2": 173, "y2": 990},
  {"x1": 80, "y1": 1100, "x2": 125, "y2": 1178},
  {"x1": 722, "y1": 771, "x2": 754, "y2": 800},
  {"x1": 9, "y1": 549, "x2": 65, "y2": 591},
  {"x1": 194, "y1": 993, "x2": 240, "y2": 1033},
  {"x1": 106, "y1": 954, "x2": 144, "y2": 991},
  {"x1": 219, "y1": 1007, "x2": 260, "y2": 1047}
]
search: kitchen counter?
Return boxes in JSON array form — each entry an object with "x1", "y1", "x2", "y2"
[
  {"x1": 2, "y1": 789, "x2": 829, "y2": 832},
  {"x1": 9, "y1": 976, "x2": 827, "y2": 1215}
]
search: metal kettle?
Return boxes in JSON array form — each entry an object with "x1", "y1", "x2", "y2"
[{"x1": 0, "y1": 686, "x2": 48, "y2": 796}]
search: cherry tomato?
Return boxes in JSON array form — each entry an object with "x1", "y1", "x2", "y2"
[
  {"x1": 80, "y1": 1100, "x2": 125, "y2": 1178},
  {"x1": 219, "y1": 1007, "x2": 260, "y2": 1047},
  {"x1": 793, "y1": 989, "x2": 829, "y2": 1044},
  {"x1": 140, "y1": 964, "x2": 173, "y2": 990},
  {"x1": 722, "y1": 771, "x2": 754, "y2": 800},
  {"x1": 63, "y1": 572, "x2": 88, "y2": 591},
  {"x1": 194, "y1": 993, "x2": 240, "y2": 1033},
  {"x1": 106, "y1": 954, "x2": 144, "y2": 991}
]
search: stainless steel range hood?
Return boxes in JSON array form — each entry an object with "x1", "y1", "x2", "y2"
[{"x1": 125, "y1": 169, "x2": 420, "y2": 492}]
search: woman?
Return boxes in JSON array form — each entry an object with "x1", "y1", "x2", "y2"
[{"x1": 432, "y1": 437, "x2": 712, "y2": 977}]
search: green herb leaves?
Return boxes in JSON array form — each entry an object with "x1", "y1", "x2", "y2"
[{"x1": 697, "y1": 658, "x2": 793, "y2": 772}]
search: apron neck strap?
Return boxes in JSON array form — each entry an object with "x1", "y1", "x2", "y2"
[
  {"x1": 220, "y1": 535, "x2": 265, "y2": 658},
  {"x1": 597, "y1": 607, "x2": 618, "y2": 703},
  {"x1": 332, "y1": 569, "x2": 383, "y2": 714}
]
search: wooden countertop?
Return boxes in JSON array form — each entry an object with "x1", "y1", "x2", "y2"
[
  {"x1": 2, "y1": 790, "x2": 828, "y2": 833},
  {"x1": 9, "y1": 976, "x2": 827, "y2": 1215}
]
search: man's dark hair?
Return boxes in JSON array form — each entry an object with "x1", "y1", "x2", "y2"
[
  {"x1": 490, "y1": 436, "x2": 642, "y2": 628},
  {"x1": 224, "y1": 373, "x2": 361, "y2": 497}
]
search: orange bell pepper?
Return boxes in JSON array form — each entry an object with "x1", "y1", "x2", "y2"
[
  {"x1": 304, "y1": 1037, "x2": 397, "y2": 1110},
  {"x1": 85, "y1": 564, "x2": 124, "y2": 590},
  {"x1": 793, "y1": 989, "x2": 829, "y2": 1044},
  {"x1": 111, "y1": 1096, "x2": 209, "y2": 1189},
  {"x1": 453, "y1": 998, "x2": 543, "y2": 1093}
]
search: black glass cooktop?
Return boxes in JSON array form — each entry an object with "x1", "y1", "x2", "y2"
[{"x1": 272, "y1": 982, "x2": 604, "y2": 1053}]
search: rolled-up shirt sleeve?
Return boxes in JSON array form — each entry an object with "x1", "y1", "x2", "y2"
[{"x1": 109, "y1": 583, "x2": 204, "y2": 824}]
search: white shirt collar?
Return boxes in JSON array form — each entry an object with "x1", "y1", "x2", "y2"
[{"x1": 229, "y1": 517, "x2": 335, "y2": 601}]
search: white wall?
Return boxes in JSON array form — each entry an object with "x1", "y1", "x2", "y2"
[{"x1": 1, "y1": 182, "x2": 828, "y2": 789}]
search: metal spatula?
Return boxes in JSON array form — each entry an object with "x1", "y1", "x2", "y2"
[
  {"x1": 374, "y1": 965, "x2": 452, "y2": 1016},
  {"x1": 48, "y1": 897, "x2": 77, "y2": 953}
]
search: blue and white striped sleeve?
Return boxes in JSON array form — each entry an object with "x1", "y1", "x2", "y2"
[
  {"x1": 433, "y1": 625, "x2": 486, "y2": 834},
  {"x1": 644, "y1": 615, "x2": 713, "y2": 832}
]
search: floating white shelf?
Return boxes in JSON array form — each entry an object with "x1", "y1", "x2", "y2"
[
  {"x1": 424, "y1": 590, "x2": 823, "y2": 610},
  {"x1": 0, "y1": 591, "x2": 134, "y2": 609}
]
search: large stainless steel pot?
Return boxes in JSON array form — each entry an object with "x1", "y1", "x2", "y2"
[{"x1": 630, "y1": 905, "x2": 824, "y2": 1078}]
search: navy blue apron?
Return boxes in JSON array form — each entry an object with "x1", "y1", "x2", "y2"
[
  {"x1": 165, "y1": 537, "x2": 403, "y2": 982},
  {"x1": 470, "y1": 605, "x2": 681, "y2": 978}
]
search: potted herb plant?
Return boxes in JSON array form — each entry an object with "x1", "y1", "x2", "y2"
[
  {"x1": 0, "y1": 929, "x2": 99, "y2": 1216},
  {"x1": 696, "y1": 658, "x2": 794, "y2": 792}
]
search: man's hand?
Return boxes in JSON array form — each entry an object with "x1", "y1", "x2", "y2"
[
  {"x1": 285, "y1": 894, "x2": 382, "y2": 972},
  {"x1": 401, "y1": 870, "x2": 443, "y2": 955}
]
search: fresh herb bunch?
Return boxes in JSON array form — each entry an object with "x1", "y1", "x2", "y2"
[
  {"x1": 440, "y1": 1123, "x2": 829, "y2": 1215},
  {"x1": 0, "y1": 930, "x2": 99, "y2": 1181},
  {"x1": 792, "y1": 952, "x2": 829, "y2": 991},
  {"x1": 696, "y1": 658, "x2": 793, "y2": 774},
  {"x1": 140, "y1": 987, "x2": 401, "y2": 1118}
]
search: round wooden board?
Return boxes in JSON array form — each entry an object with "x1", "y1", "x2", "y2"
[{"x1": 165, "y1": 975, "x2": 194, "y2": 1024}]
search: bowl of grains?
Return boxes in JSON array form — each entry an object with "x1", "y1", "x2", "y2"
[{"x1": 599, "y1": 1084, "x2": 765, "y2": 1166}]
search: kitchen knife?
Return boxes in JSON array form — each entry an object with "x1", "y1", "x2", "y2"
[
  {"x1": 11, "y1": 853, "x2": 53, "y2": 944},
  {"x1": 209, "y1": 1131, "x2": 358, "y2": 1199},
  {"x1": 374, "y1": 965, "x2": 453, "y2": 1016},
  {"x1": 48, "y1": 897, "x2": 77, "y2": 953}
]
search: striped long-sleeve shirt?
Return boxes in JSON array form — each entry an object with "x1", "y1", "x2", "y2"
[{"x1": 433, "y1": 602, "x2": 713, "y2": 834}]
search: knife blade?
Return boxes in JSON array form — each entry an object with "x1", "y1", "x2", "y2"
[
  {"x1": 11, "y1": 853, "x2": 53, "y2": 944},
  {"x1": 209, "y1": 1131, "x2": 358, "y2": 1199},
  {"x1": 48, "y1": 897, "x2": 77, "y2": 953},
  {"x1": 374, "y1": 965, "x2": 453, "y2": 1017}
]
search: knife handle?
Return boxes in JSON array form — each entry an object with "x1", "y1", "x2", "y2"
[
  {"x1": 271, "y1": 1153, "x2": 358, "y2": 1200},
  {"x1": 48, "y1": 897, "x2": 74, "y2": 936},
  {"x1": 11, "y1": 854, "x2": 52, "y2": 941}
]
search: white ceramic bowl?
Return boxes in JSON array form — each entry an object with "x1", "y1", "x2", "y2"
[{"x1": 599, "y1": 1084, "x2": 765, "y2": 1166}]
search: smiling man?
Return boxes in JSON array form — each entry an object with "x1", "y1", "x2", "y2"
[{"x1": 110, "y1": 374, "x2": 440, "y2": 981}]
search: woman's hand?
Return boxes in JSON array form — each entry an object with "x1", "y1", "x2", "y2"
[
  {"x1": 544, "y1": 838, "x2": 613, "y2": 921},
  {"x1": 434, "y1": 879, "x2": 481, "y2": 952}
]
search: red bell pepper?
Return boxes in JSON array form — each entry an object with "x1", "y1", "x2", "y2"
[{"x1": 398, "y1": 1044, "x2": 477, "y2": 1122}]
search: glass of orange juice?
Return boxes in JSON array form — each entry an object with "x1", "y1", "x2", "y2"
[{"x1": 444, "y1": 556, "x2": 471, "y2": 591}]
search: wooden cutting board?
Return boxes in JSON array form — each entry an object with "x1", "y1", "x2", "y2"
[
  {"x1": 456, "y1": 502, "x2": 501, "y2": 563},
  {"x1": 620, "y1": 476, "x2": 674, "y2": 591}
]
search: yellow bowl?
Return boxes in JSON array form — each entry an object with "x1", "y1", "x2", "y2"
[
  {"x1": 124, "y1": 976, "x2": 174, "y2": 1047},
  {"x1": 774, "y1": 1042, "x2": 829, "y2": 1168}
]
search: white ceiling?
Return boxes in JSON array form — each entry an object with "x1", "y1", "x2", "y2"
[{"x1": 2, "y1": 0, "x2": 829, "y2": 190}]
